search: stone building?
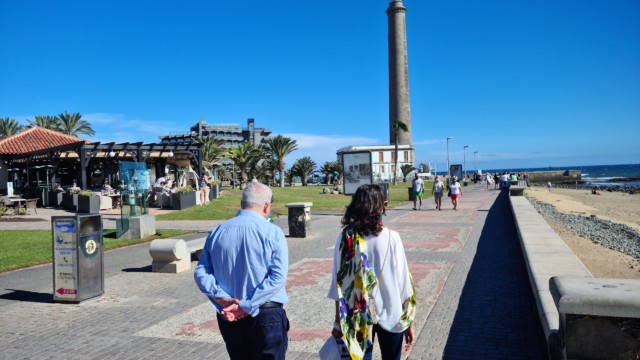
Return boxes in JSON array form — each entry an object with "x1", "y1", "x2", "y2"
[{"x1": 158, "y1": 118, "x2": 271, "y2": 147}]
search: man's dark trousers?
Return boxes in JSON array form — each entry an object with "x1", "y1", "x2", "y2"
[{"x1": 217, "y1": 308, "x2": 289, "y2": 359}]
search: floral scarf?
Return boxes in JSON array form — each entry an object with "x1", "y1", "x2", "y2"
[
  {"x1": 336, "y1": 227, "x2": 377, "y2": 360},
  {"x1": 336, "y1": 227, "x2": 417, "y2": 360}
]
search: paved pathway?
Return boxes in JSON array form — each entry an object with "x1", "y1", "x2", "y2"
[{"x1": 0, "y1": 185, "x2": 545, "y2": 359}]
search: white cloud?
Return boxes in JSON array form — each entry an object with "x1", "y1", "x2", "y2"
[{"x1": 84, "y1": 113, "x2": 174, "y2": 143}]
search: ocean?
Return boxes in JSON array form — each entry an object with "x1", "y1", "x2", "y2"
[{"x1": 437, "y1": 164, "x2": 640, "y2": 188}]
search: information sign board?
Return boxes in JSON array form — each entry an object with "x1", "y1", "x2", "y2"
[{"x1": 52, "y1": 219, "x2": 78, "y2": 300}]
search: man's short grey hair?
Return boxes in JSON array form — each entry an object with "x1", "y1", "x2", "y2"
[{"x1": 241, "y1": 182, "x2": 273, "y2": 209}]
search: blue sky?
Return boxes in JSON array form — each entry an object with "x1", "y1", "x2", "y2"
[{"x1": 1, "y1": 0, "x2": 639, "y2": 171}]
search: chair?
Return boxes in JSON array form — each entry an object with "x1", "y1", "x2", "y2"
[{"x1": 25, "y1": 198, "x2": 39, "y2": 214}]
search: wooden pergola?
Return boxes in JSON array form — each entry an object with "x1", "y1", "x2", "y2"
[{"x1": 0, "y1": 126, "x2": 203, "y2": 192}]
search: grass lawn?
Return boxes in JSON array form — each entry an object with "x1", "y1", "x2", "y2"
[
  {"x1": 156, "y1": 181, "x2": 434, "y2": 221},
  {"x1": 0, "y1": 229, "x2": 194, "y2": 273}
]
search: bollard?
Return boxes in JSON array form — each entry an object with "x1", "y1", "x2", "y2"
[{"x1": 285, "y1": 202, "x2": 312, "y2": 237}]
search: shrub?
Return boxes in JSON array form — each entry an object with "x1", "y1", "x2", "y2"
[{"x1": 175, "y1": 186, "x2": 195, "y2": 194}]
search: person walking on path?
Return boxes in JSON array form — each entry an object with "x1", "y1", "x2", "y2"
[
  {"x1": 194, "y1": 182, "x2": 289, "y2": 360},
  {"x1": 432, "y1": 176, "x2": 445, "y2": 210},
  {"x1": 485, "y1": 173, "x2": 493, "y2": 190},
  {"x1": 449, "y1": 176, "x2": 463, "y2": 210},
  {"x1": 547, "y1": 181, "x2": 552, "y2": 192},
  {"x1": 327, "y1": 184, "x2": 416, "y2": 360},
  {"x1": 412, "y1": 173, "x2": 424, "y2": 210}
]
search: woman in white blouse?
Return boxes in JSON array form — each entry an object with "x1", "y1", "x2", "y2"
[{"x1": 327, "y1": 184, "x2": 416, "y2": 360}]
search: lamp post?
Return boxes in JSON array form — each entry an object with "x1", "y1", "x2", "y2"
[
  {"x1": 463, "y1": 145, "x2": 469, "y2": 181},
  {"x1": 446, "y1": 137, "x2": 453, "y2": 177},
  {"x1": 474, "y1": 151, "x2": 479, "y2": 173}
]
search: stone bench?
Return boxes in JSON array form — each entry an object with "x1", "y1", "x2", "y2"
[
  {"x1": 509, "y1": 186, "x2": 525, "y2": 196},
  {"x1": 149, "y1": 237, "x2": 207, "y2": 273},
  {"x1": 509, "y1": 195, "x2": 592, "y2": 359},
  {"x1": 285, "y1": 202, "x2": 312, "y2": 237},
  {"x1": 549, "y1": 276, "x2": 640, "y2": 360}
]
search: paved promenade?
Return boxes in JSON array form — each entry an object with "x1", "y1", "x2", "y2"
[{"x1": 0, "y1": 185, "x2": 545, "y2": 359}]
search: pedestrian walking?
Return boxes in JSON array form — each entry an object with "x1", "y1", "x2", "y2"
[
  {"x1": 449, "y1": 176, "x2": 463, "y2": 210},
  {"x1": 547, "y1": 181, "x2": 552, "y2": 192},
  {"x1": 485, "y1": 173, "x2": 493, "y2": 190},
  {"x1": 412, "y1": 173, "x2": 424, "y2": 210},
  {"x1": 432, "y1": 176, "x2": 444, "y2": 210},
  {"x1": 327, "y1": 184, "x2": 416, "y2": 360},
  {"x1": 194, "y1": 182, "x2": 289, "y2": 360}
]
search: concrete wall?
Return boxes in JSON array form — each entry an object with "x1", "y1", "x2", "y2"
[{"x1": 527, "y1": 170, "x2": 581, "y2": 184}]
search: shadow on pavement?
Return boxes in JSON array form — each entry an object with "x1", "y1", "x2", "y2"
[
  {"x1": 122, "y1": 265, "x2": 152, "y2": 272},
  {"x1": 442, "y1": 191, "x2": 547, "y2": 359},
  {"x1": 0, "y1": 289, "x2": 53, "y2": 303}
]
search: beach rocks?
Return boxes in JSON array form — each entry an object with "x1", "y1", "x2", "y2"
[{"x1": 527, "y1": 197, "x2": 640, "y2": 261}]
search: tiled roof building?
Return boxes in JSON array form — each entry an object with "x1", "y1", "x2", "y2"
[{"x1": 0, "y1": 126, "x2": 87, "y2": 155}]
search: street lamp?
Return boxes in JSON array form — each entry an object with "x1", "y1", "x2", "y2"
[
  {"x1": 463, "y1": 145, "x2": 469, "y2": 180},
  {"x1": 474, "y1": 151, "x2": 479, "y2": 173},
  {"x1": 446, "y1": 137, "x2": 453, "y2": 177}
]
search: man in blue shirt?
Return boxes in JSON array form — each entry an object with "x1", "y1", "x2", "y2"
[{"x1": 194, "y1": 182, "x2": 289, "y2": 359}]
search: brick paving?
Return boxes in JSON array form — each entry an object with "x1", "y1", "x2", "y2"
[{"x1": 0, "y1": 184, "x2": 545, "y2": 359}]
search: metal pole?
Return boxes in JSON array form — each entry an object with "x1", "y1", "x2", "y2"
[
  {"x1": 463, "y1": 145, "x2": 469, "y2": 180},
  {"x1": 446, "y1": 137, "x2": 453, "y2": 177},
  {"x1": 474, "y1": 151, "x2": 478, "y2": 172}
]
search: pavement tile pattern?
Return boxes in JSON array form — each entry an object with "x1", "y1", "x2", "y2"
[{"x1": 0, "y1": 185, "x2": 545, "y2": 359}]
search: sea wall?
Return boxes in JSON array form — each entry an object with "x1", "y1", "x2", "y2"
[{"x1": 527, "y1": 170, "x2": 581, "y2": 184}]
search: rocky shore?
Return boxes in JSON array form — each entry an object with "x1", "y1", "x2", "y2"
[
  {"x1": 530, "y1": 182, "x2": 640, "y2": 193},
  {"x1": 526, "y1": 197, "x2": 640, "y2": 261},
  {"x1": 524, "y1": 187, "x2": 640, "y2": 278}
]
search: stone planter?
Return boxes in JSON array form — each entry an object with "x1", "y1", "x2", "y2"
[
  {"x1": 172, "y1": 191, "x2": 197, "y2": 210},
  {"x1": 48, "y1": 191, "x2": 64, "y2": 208},
  {"x1": 62, "y1": 193, "x2": 79, "y2": 211},
  {"x1": 77, "y1": 195, "x2": 100, "y2": 213},
  {"x1": 209, "y1": 183, "x2": 220, "y2": 201}
]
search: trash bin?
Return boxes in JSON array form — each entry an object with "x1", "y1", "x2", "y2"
[{"x1": 52, "y1": 214, "x2": 104, "y2": 302}]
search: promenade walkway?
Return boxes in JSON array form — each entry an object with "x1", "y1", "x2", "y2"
[{"x1": 0, "y1": 184, "x2": 545, "y2": 359}]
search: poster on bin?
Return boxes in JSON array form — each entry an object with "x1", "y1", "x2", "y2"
[{"x1": 53, "y1": 219, "x2": 78, "y2": 299}]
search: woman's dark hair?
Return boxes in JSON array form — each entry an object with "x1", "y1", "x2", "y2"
[{"x1": 341, "y1": 184, "x2": 386, "y2": 236}]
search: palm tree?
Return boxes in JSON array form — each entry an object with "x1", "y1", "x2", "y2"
[
  {"x1": 400, "y1": 164, "x2": 416, "y2": 182},
  {"x1": 320, "y1": 160, "x2": 342, "y2": 185},
  {"x1": 28, "y1": 115, "x2": 61, "y2": 131},
  {"x1": 285, "y1": 168, "x2": 295, "y2": 187},
  {"x1": 330, "y1": 161, "x2": 343, "y2": 185},
  {"x1": 265, "y1": 135, "x2": 299, "y2": 188},
  {"x1": 292, "y1": 156, "x2": 317, "y2": 186},
  {"x1": 392, "y1": 120, "x2": 408, "y2": 185},
  {"x1": 58, "y1": 111, "x2": 95, "y2": 137},
  {"x1": 260, "y1": 157, "x2": 279, "y2": 186},
  {"x1": 194, "y1": 136, "x2": 226, "y2": 164},
  {"x1": 0, "y1": 117, "x2": 24, "y2": 138},
  {"x1": 320, "y1": 162, "x2": 334, "y2": 184},
  {"x1": 225, "y1": 142, "x2": 264, "y2": 188}
]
